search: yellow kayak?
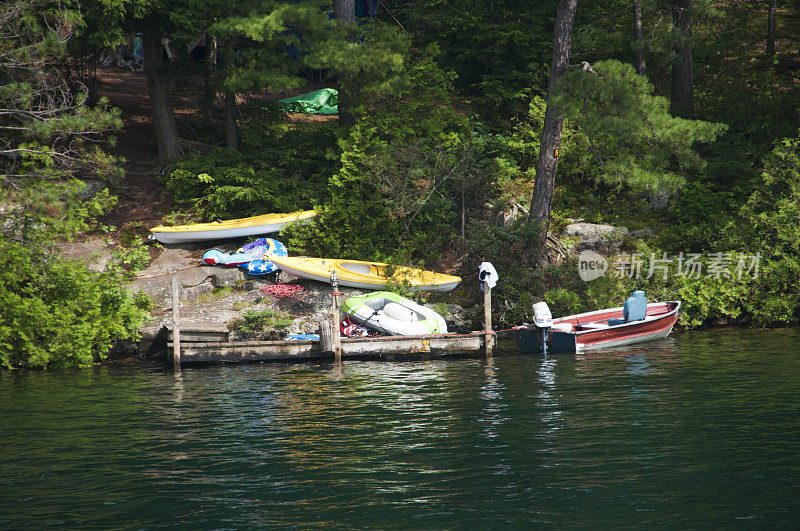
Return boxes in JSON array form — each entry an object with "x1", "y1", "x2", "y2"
[
  {"x1": 148, "y1": 211, "x2": 317, "y2": 244},
  {"x1": 269, "y1": 256, "x2": 462, "y2": 292}
]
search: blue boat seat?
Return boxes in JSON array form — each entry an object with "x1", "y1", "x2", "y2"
[{"x1": 608, "y1": 290, "x2": 647, "y2": 326}]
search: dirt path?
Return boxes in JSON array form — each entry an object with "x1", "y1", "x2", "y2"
[{"x1": 97, "y1": 67, "x2": 165, "y2": 230}]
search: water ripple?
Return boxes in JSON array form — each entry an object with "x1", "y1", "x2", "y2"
[{"x1": 2, "y1": 329, "x2": 800, "y2": 527}]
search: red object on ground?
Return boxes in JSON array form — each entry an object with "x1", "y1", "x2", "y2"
[{"x1": 260, "y1": 284, "x2": 307, "y2": 300}]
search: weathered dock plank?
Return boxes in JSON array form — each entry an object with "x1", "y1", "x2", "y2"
[
  {"x1": 167, "y1": 332, "x2": 487, "y2": 364},
  {"x1": 166, "y1": 323, "x2": 230, "y2": 343}
]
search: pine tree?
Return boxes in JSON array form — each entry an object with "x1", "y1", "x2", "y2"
[
  {"x1": 212, "y1": 1, "x2": 332, "y2": 104},
  {"x1": 528, "y1": 0, "x2": 578, "y2": 243},
  {"x1": 0, "y1": 0, "x2": 123, "y2": 244},
  {"x1": 670, "y1": 0, "x2": 693, "y2": 118},
  {"x1": 555, "y1": 59, "x2": 726, "y2": 192},
  {"x1": 0, "y1": 0, "x2": 149, "y2": 369}
]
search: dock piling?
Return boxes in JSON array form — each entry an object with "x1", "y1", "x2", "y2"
[
  {"x1": 479, "y1": 262, "x2": 497, "y2": 357},
  {"x1": 171, "y1": 276, "x2": 182, "y2": 371},
  {"x1": 483, "y1": 283, "x2": 493, "y2": 357},
  {"x1": 320, "y1": 320, "x2": 336, "y2": 355},
  {"x1": 330, "y1": 271, "x2": 342, "y2": 362}
]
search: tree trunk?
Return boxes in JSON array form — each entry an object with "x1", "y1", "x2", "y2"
[
  {"x1": 528, "y1": 0, "x2": 579, "y2": 240},
  {"x1": 334, "y1": 0, "x2": 356, "y2": 127},
  {"x1": 203, "y1": 34, "x2": 217, "y2": 112},
  {"x1": 633, "y1": 1, "x2": 646, "y2": 76},
  {"x1": 337, "y1": 79, "x2": 356, "y2": 128},
  {"x1": 224, "y1": 92, "x2": 238, "y2": 151},
  {"x1": 766, "y1": 0, "x2": 776, "y2": 58},
  {"x1": 334, "y1": 0, "x2": 356, "y2": 24},
  {"x1": 142, "y1": 20, "x2": 181, "y2": 164},
  {"x1": 670, "y1": 0, "x2": 694, "y2": 118}
]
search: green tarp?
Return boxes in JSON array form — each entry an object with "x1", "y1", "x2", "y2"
[{"x1": 278, "y1": 88, "x2": 338, "y2": 115}]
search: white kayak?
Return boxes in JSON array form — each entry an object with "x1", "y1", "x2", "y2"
[{"x1": 148, "y1": 210, "x2": 317, "y2": 244}]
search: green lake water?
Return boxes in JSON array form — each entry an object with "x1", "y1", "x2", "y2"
[{"x1": 2, "y1": 328, "x2": 800, "y2": 528}]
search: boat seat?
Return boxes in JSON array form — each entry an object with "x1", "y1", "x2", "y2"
[
  {"x1": 608, "y1": 290, "x2": 647, "y2": 326},
  {"x1": 580, "y1": 322, "x2": 609, "y2": 330},
  {"x1": 383, "y1": 302, "x2": 418, "y2": 322},
  {"x1": 340, "y1": 262, "x2": 372, "y2": 275},
  {"x1": 551, "y1": 323, "x2": 573, "y2": 333}
]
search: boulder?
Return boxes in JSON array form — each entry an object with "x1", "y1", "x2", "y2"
[
  {"x1": 562, "y1": 223, "x2": 629, "y2": 252},
  {"x1": 211, "y1": 267, "x2": 243, "y2": 287},
  {"x1": 635, "y1": 189, "x2": 673, "y2": 210},
  {"x1": 78, "y1": 179, "x2": 108, "y2": 200},
  {"x1": 441, "y1": 303, "x2": 480, "y2": 333},
  {"x1": 131, "y1": 266, "x2": 218, "y2": 308},
  {"x1": 182, "y1": 278, "x2": 214, "y2": 301},
  {"x1": 139, "y1": 246, "x2": 199, "y2": 277},
  {"x1": 57, "y1": 238, "x2": 115, "y2": 272}
]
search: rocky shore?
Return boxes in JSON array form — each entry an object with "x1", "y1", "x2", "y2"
[
  {"x1": 58, "y1": 218, "x2": 640, "y2": 363},
  {"x1": 58, "y1": 239, "x2": 482, "y2": 362}
]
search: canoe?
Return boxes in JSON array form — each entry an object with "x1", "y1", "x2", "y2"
[
  {"x1": 148, "y1": 211, "x2": 317, "y2": 244},
  {"x1": 343, "y1": 291, "x2": 448, "y2": 335},
  {"x1": 269, "y1": 256, "x2": 461, "y2": 292},
  {"x1": 515, "y1": 301, "x2": 681, "y2": 353}
]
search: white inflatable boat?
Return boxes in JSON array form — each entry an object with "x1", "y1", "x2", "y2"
[{"x1": 342, "y1": 292, "x2": 448, "y2": 336}]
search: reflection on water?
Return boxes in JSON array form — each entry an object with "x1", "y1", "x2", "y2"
[{"x1": 2, "y1": 328, "x2": 800, "y2": 528}]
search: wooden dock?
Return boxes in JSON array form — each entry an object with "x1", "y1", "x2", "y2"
[
  {"x1": 166, "y1": 326, "x2": 487, "y2": 364},
  {"x1": 165, "y1": 270, "x2": 497, "y2": 368}
]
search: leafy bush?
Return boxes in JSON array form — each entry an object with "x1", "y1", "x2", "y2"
[
  {"x1": 0, "y1": 243, "x2": 151, "y2": 369},
  {"x1": 283, "y1": 49, "x2": 515, "y2": 264},
  {"x1": 544, "y1": 288, "x2": 582, "y2": 317},
  {"x1": 231, "y1": 309, "x2": 294, "y2": 340},
  {"x1": 735, "y1": 133, "x2": 800, "y2": 325},
  {"x1": 164, "y1": 122, "x2": 338, "y2": 221}
]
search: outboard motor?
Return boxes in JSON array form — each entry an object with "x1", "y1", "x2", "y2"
[{"x1": 532, "y1": 302, "x2": 553, "y2": 353}]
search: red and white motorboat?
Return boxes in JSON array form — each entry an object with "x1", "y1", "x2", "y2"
[{"x1": 515, "y1": 292, "x2": 681, "y2": 353}]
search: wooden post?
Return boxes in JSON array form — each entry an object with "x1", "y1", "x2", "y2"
[
  {"x1": 330, "y1": 271, "x2": 342, "y2": 362},
  {"x1": 483, "y1": 283, "x2": 493, "y2": 357},
  {"x1": 319, "y1": 320, "x2": 336, "y2": 355},
  {"x1": 171, "y1": 276, "x2": 181, "y2": 371}
]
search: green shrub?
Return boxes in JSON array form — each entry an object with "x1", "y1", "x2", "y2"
[
  {"x1": 164, "y1": 122, "x2": 338, "y2": 221},
  {"x1": 231, "y1": 309, "x2": 294, "y2": 339},
  {"x1": 544, "y1": 288, "x2": 582, "y2": 317},
  {"x1": 0, "y1": 243, "x2": 151, "y2": 369}
]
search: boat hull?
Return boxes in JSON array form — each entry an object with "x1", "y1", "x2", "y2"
[
  {"x1": 149, "y1": 211, "x2": 317, "y2": 244},
  {"x1": 270, "y1": 256, "x2": 461, "y2": 292},
  {"x1": 515, "y1": 301, "x2": 680, "y2": 353}
]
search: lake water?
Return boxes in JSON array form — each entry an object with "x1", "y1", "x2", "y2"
[{"x1": 2, "y1": 328, "x2": 800, "y2": 528}]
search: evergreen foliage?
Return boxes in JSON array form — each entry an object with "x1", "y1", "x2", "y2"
[
  {"x1": 212, "y1": 0, "x2": 332, "y2": 94},
  {"x1": 0, "y1": 0, "x2": 149, "y2": 369},
  {"x1": 164, "y1": 121, "x2": 337, "y2": 220},
  {"x1": 395, "y1": 0, "x2": 556, "y2": 116},
  {"x1": 282, "y1": 48, "x2": 517, "y2": 263},
  {"x1": 555, "y1": 60, "x2": 726, "y2": 192}
]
